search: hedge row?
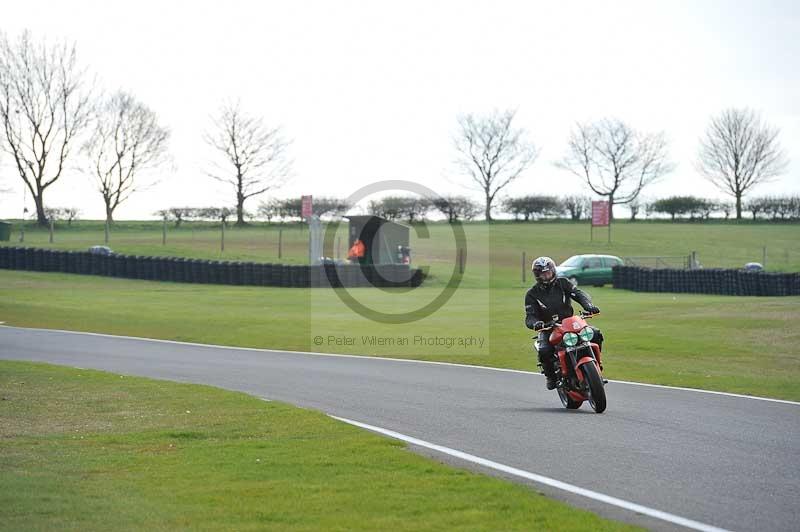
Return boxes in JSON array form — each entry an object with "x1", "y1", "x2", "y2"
[
  {"x1": 0, "y1": 247, "x2": 424, "y2": 288},
  {"x1": 612, "y1": 265, "x2": 800, "y2": 296}
]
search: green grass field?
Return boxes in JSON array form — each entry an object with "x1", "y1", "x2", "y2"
[
  {"x1": 4, "y1": 219, "x2": 800, "y2": 288},
  {"x1": 2, "y1": 220, "x2": 798, "y2": 530},
  {"x1": 0, "y1": 361, "x2": 639, "y2": 531},
  {"x1": 2, "y1": 220, "x2": 800, "y2": 400},
  {"x1": 2, "y1": 269, "x2": 799, "y2": 401}
]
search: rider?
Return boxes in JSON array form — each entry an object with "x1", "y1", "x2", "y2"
[{"x1": 524, "y1": 256, "x2": 603, "y2": 390}]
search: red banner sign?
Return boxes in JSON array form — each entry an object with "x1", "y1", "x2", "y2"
[
  {"x1": 301, "y1": 195, "x2": 313, "y2": 218},
  {"x1": 592, "y1": 201, "x2": 610, "y2": 226}
]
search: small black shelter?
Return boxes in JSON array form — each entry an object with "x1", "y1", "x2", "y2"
[{"x1": 346, "y1": 215, "x2": 410, "y2": 265}]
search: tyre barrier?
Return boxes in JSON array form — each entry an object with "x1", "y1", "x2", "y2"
[
  {"x1": 612, "y1": 265, "x2": 799, "y2": 296},
  {"x1": 32, "y1": 248, "x2": 44, "y2": 271},
  {"x1": 24, "y1": 247, "x2": 35, "y2": 270},
  {"x1": 125, "y1": 255, "x2": 138, "y2": 279},
  {"x1": 17, "y1": 247, "x2": 28, "y2": 270},
  {"x1": 0, "y1": 246, "x2": 426, "y2": 288}
]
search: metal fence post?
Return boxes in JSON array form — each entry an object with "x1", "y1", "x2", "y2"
[{"x1": 522, "y1": 251, "x2": 526, "y2": 283}]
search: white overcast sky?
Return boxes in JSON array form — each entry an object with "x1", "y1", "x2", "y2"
[{"x1": 1, "y1": 0, "x2": 798, "y2": 219}]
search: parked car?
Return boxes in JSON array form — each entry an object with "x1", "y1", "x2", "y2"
[
  {"x1": 88, "y1": 245, "x2": 114, "y2": 256},
  {"x1": 556, "y1": 254, "x2": 623, "y2": 287}
]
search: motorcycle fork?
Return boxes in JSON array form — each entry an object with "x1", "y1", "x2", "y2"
[
  {"x1": 555, "y1": 349, "x2": 577, "y2": 389},
  {"x1": 570, "y1": 346, "x2": 597, "y2": 389},
  {"x1": 567, "y1": 349, "x2": 584, "y2": 386}
]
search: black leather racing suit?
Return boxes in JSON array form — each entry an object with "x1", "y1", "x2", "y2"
[{"x1": 524, "y1": 277, "x2": 603, "y2": 378}]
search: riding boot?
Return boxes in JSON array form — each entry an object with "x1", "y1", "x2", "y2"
[{"x1": 538, "y1": 353, "x2": 558, "y2": 390}]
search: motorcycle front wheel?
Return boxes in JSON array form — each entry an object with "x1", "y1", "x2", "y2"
[
  {"x1": 583, "y1": 362, "x2": 607, "y2": 413},
  {"x1": 557, "y1": 387, "x2": 583, "y2": 409}
]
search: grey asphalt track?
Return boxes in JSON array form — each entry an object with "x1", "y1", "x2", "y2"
[{"x1": 1, "y1": 326, "x2": 798, "y2": 532}]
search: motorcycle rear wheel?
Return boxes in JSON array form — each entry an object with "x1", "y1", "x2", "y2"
[
  {"x1": 557, "y1": 387, "x2": 583, "y2": 409},
  {"x1": 583, "y1": 362, "x2": 607, "y2": 413}
]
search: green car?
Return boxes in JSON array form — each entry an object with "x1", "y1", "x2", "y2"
[{"x1": 556, "y1": 254, "x2": 624, "y2": 287}]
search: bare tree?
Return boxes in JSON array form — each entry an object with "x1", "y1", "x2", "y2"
[
  {"x1": 154, "y1": 207, "x2": 196, "y2": 227},
  {"x1": 697, "y1": 108, "x2": 788, "y2": 219},
  {"x1": 561, "y1": 195, "x2": 590, "y2": 221},
  {"x1": 558, "y1": 118, "x2": 673, "y2": 220},
  {"x1": 432, "y1": 195, "x2": 481, "y2": 223},
  {"x1": 198, "y1": 206, "x2": 235, "y2": 226},
  {"x1": 0, "y1": 30, "x2": 92, "y2": 225},
  {"x1": 454, "y1": 109, "x2": 538, "y2": 221},
  {"x1": 368, "y1": 196, "x2": 431, "y2": 222},
  {"x1": 501, "y1": 195, "x2": 561, "y2": 221},
  {"x1": 43, "y1": 206, "x2": 63, "y2": 221},
  {"x1": 62, "y1": 206, "x2": 80, "y2": 225},
  {"x1": 204, "y1": 101, "x2": 291, "y2": 226},
  {"x1": 311, "y1": 197, "x2": 351, "y2": 219},
  {"x1": 82, "y1": 91, "x2": 170, "y2": 223},
  {"x1": 257, "y1": 198, "x2": 302, "y2": 221},
  {"x1": 628, "y1": 197, "x2": 641, "y2": 221}
]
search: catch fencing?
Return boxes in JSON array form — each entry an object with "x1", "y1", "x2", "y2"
[
  {"x1": 612, "y1": 265, "x2": 800, "y2": 296},
  {"x1": 0, "y1": 247, "x2": 424, "y2": 288}
]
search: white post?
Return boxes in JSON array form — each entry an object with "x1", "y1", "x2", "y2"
[{"x1": 522, "y1": 251, "x2": 526, "y2": 283}]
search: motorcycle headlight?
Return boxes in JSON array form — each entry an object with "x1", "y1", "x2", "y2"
[
  {"x1": 579, "y1": 326, "x2": 594, "y2": 342},
  {"x1": 563, "y1": 332, "x2": 579, "y2": 347}
]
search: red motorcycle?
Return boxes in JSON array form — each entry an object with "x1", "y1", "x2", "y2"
[{"x1": 537, "y1": 311, "x2": 607, "y2": 413}]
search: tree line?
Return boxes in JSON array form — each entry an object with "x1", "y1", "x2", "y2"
[
  {"x1": 0, "y1": 30, "x2": 290, "y2": 227},
  {"x1": 361, "y1": 194, "x2": 800, "y2": 223},
  {"x1": 152, "y1": 197, "x2": 350, "y2": 226},
  {"x1": 138, "y1": 193, "x2": 799, "y2": 226},
  {"x1": 648, "y1": 195, "x2": 800, "y2": 221},
  {"x1": 0, "y1": 30, "x2": 792, "y2": 226},
  {"x1": 150, "y1": 195, "x2": 481, "y2": 225}
]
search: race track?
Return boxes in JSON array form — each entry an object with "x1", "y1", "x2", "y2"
[{"x1": 1, "y1": 326, "x2": 798, "y2": 532}]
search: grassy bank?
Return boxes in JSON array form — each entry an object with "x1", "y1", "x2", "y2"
[
  {"x1": 3, "y1": 270, "x2": 799, "y2": 401},
  {"x1": 3, "y1": 221, "x2": 800, "y2": 287},
  {"x1": 0, "y1": 361, "x2": 639, "y2": 531},
  {"x1": 2, "y1": 219, "x2": 798, "y2": 530}
]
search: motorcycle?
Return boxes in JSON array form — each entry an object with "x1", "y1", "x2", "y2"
[{"x1": 535, "y1": 311, "x2": 607, "y2": 413}]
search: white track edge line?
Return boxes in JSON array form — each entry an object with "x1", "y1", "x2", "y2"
[
  {"x1": 330, "y1": 415, "x2": 732, "y2": 532},
  {"x1": 2, "y1": 324, "x2": 798, "y2": 406}
]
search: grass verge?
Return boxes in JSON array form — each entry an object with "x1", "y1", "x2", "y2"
[
  {"x1": 4, "y1": 220, "x2": 800, "y2": 287},
  {"x1": 2, "y1": 270, "x2": 799, "y2": 401},
  {"x1": 0, "y1": 361, "x2": 639, "y2": 531}
]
